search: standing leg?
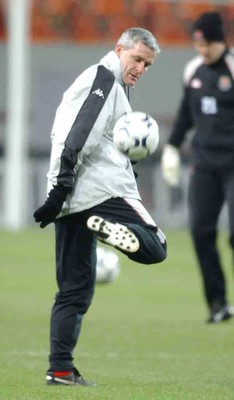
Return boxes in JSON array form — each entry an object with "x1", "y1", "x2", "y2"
[
  {"x1": 49, "y1": 215, "x2": 96, "y2": 371},
  {"x1": 188, "y1": 167, "x2": 227, "y2": 316}
]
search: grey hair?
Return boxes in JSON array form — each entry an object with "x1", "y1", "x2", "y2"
[{"x1": 117, "y1": 27, "x2": 160, "y2": 54}]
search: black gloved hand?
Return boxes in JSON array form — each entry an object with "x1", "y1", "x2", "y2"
[{"x1": 33, "y1": 185, "x2": 71, "y2": 228}]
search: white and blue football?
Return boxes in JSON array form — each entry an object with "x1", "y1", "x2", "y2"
[{"x1": 113, "y1": 111, "x2": 159, "y2": 161}]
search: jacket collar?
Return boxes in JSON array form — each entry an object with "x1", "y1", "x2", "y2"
[{"x1": 99, "y1": 51, "x2": 124, "y2": 87}]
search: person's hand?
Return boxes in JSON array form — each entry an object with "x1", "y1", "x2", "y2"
[
  {"x1": 33, "y1": 185, "x2": 70, "y2": 228},
  {"x1": 161, "y1": 144, "x2": 181, "y2": 187}
]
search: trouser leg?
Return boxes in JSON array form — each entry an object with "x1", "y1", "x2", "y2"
[
  {"x1": 188, "y1": 167, "x2": 226, "y2": 310},
  {"x1": 121, "y1": 223, "x2": 166, "y2": 264},
  {"x1": 49, "y1": 216, "x2": 96, "y2": 371},
  {"x1": 85, "y1": 197, "x2": 167, "y2": 265},
  {"x1": 224, "y1": 169, "x2": 234, "y2": 275}
]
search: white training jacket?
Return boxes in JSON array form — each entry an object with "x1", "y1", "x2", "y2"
[{"x1": 47, "y1": 50, "x2": 141, "y2": 216}]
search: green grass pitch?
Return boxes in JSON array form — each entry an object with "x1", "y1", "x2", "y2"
[{"x1": 0, "y1": 228, "x2": 233, "y2": 399}]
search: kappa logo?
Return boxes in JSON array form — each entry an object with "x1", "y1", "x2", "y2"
[{"x1": 92, "y1": 88, "x2": 104, "y2": 99}]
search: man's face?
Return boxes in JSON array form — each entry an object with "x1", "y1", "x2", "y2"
[
  {"x1": 194, "y1": 39, "x2": 225, "y2": 65},
  {"x1": 115, "y1": 42, "x2": 156, "y2": 86}
]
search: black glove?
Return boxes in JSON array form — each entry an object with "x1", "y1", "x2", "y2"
[{"x1": 33, "y1": 185, "x2": 71, "y2": 228}]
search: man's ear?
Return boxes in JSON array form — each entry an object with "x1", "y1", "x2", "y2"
[{"x1": 115, "y1": 44, "x2": 122, "y2": 57}]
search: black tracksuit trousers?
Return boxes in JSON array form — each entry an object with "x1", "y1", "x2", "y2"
[
  {"x1": 49, "y1": 198, "x2": 167, "y2": 370},
  {"x1": 188, "y1": 166, "x2": 234, "y2": 312}
]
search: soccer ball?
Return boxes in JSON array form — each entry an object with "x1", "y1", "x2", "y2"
[
  {"x1": 113, "y1": 111, "x2": 159, "y2": 161},
  {"x1": 96, "y1": 247, "x2": 120, "y2": 284}
]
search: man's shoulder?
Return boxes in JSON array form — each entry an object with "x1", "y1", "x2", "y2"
[
  {"x1": 224, "y1": 48, "x2": 234, "y2": 77},
  {"x1": 226, "y1": 47, "x2": 234, "y2": 57},
  {"x1": 71, "y1": 64, "x2": 98, "y2": 87},
  {"x1": 97, "y1": 65, "x2": 115, "y2": 83},
  {"x1": 77, "y1": 63, "x2": 115, "y2": 87},
  {"x1": 183, "y1": 56, "x2": 203, "y2": 85}
]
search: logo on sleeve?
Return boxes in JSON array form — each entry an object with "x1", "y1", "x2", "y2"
[
  {"x1": 190, "y1": 78, "x2": 202, "y2": 89},
  {"x1": 92, "y1": 88, "x2": 104, "y2": 98},
  {"x1": 218, "y1": 76, "x2": 232, "y2": 92}
]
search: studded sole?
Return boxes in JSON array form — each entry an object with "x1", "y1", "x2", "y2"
[{"x1": 87, "y1": 216, "x2": 139, "y2": 253}]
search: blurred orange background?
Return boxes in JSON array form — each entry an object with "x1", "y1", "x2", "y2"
[{"x1": 0, "y1": 0, "x2": 233, "y2": 46}]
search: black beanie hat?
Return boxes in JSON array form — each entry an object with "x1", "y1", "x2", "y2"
[{"x1": 192, "y1": 12, "x2": 225, "y2": 42}]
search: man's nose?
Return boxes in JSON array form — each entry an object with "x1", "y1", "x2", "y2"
[{"x1": 136, "y1": 62, "x2": 145, "y2": 75}]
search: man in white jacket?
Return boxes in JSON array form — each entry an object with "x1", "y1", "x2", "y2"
[{"x1": 34, "y1": 27, "x2": 166, "y2": 386}]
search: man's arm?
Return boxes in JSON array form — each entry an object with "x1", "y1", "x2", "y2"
[
  {"x1": 34, "y1": 66, "x2": 115, "y2": 228},
  {"x1": 168, "y1": 87, "x2": 193, "y2": 147},
  {"x1": 161, "y1": 87, "x2": 193, "y2": 187}
]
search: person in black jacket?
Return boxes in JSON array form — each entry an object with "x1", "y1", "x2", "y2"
[{"x1": 161, "y1": 12, "x2": 234, "y2": 323}]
